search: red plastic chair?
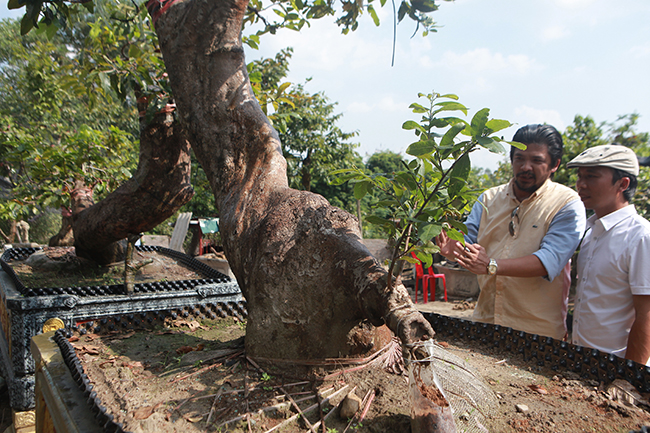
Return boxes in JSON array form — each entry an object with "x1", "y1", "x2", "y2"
[{"x1": 410, "y1": 252, "x2": 447, "y2": 303}]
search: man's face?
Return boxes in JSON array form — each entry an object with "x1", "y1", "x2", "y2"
[
  {"x1": 511, "y1": 142, "x2": 559, "y2": 198},
  {"x1": 576, "y1": 166, "x2": 626, "y2": 217}
]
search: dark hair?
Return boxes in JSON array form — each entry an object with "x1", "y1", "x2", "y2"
[
  {"x1": 611, "y1": 168, "x2": 637, "y2": 202},
  {"x1": 510, "y1": 124, "x2": 563, "y2": 168}
]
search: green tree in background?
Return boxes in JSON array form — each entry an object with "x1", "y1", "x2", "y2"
[
  {"x1": 554, "y1": 115, "x2": 608, "y2": 186},
  {"x1": 0, "y1": 17, "x2": 139, "y2": 243},
  {"x1": 0, "y1": 13, "x2": 366, "y2": 242},
  {"x1": 366, "y1": 150, "x2": 404, "y2": 174},
  {"x1": 249, "y1": 48, "x2": 362, "y2": 213}
]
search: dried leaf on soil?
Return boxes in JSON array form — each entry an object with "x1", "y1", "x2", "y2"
[
  {"x1": 167, "y1": 318, "x2": 206, "y2": 332},
  {"x1": 73, "y1": 344, "x2": 100, "y2": 355},
  {"x1": 133, "y1": 402, "x2": 162, "y2": 420}
]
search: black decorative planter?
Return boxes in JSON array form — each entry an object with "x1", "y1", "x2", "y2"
[{"x1": 0, "y1": 246, "x2": 245, "y2": 411}]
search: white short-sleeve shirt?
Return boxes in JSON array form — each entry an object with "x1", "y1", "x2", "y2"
[{"x1": 572, "y1": 205, "x2": 650, "y2": 363}]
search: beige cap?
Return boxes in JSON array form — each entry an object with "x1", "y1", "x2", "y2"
[{"x1": 567, "y1": 145, "x2": 639, "y2": 176}]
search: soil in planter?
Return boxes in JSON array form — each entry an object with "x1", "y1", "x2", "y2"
[
  {"x1": 9, "y1": 247, "x2": 205, "y2": 289},
  {"x1": 70, "y1": 318, "x2": 650, "y2": 433}
]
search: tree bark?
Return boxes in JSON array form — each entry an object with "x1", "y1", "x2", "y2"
[
  {"x1": 49, "y1": 207, "x2": 74, "y2": 246},
  {"x1": 72, "y1": 107, "x2": 194, "y2": 265},
  {"x1": 153, "y1": 0, "x2": 434, "y2": 361}
]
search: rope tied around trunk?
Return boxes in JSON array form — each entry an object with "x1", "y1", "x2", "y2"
[{"x1": 146, "y1": 0, "x2": 181, "y2": 26}]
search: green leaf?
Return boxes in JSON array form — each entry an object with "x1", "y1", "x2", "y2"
[
  {"x1": 98, "y1": 72, "x2": 111, "y2": 94},
  {"x1": 248, "y1": 71, "x2": 262, "y2": 83},
  {"x1": 411, "y1": 0, "x2": 438, "y2": 13},
  {"x1": 447, "y1": 154, "x2": 471, "y2": 199},
  {"x1": 430, "y1": 118, "x2": 450, "y2": 128},
  {"x1": 409, "y1": 102, "x2": 427, "y2": 113},
  {"x1": 367, "y1": 5, "x2": 380, "y2": 25},
  {"x1": 418, "y1": 223, "x2": 442, "y2": 240},
  {"x1": 413, "y1": 250, "x2": 434, "y2": 268},
  {"x1": 20, "y1": 14, "x2": 34, "y2": 35},
  {"x1": 485, "y1": 118, "x2": 512, "y2": 134},
  {"x1": 403, "y1": 256, "x2": 420, "y2": 265},
  {"x1": 402, "y1": 120, "x2": 424, "y2": 132},
  {"x1": 45, "y1": 22, "x2": 57, "y2": 39},
  {"x1": 477, "y1": 136, "x2": 505, "y2": 154},
  {"x1": 397, "y1": 1, "x2": 408, "y2": 22},
  {"x1": 406, "y1": 140, "x2": 434, "y2": 157},
  {"x1": 366, "y1": 215, "x2": 392, "y2": 226},
  {"x1": 329, "y1": 171, "x2": 361, "y2": 185},
  {"x1": 433, "y1": 101, "x2": 468, "y2": 115},
  {"x1": 447, "y1": 177, "x2": 464, "y2": 200},
  {"x1": 450, "y1": 152, "x2": 471, "y2": 181},
  {"x1": 395, "y1": 172, "x2": 418, "y2": 191},
  {"x1": 128, "y1": 43, "x2": 141, "y2": 58},
  {"x1": 277, "y1": 82, "x2": 292, "y2": 94},
  {"x1": 470, "y1": 108, "x2": 490, "y2": 138},
  {"x1": 506, "y1": 140, "x2": 527, "y2": 151},
  {"x1": 446, "y1": 228, "x2": 466, "y2": 244},
  {"x1": 82, "y1": 1, "x2": 94, "y2": 13},
  {"x1": 446, "y1": 220, "x2": 469, "y2": 235},
  {"x1": 440, "y1": 123, "x2": 466, "y2": 148},
  {"x1": 376, "y1": 199, "x2": 400, "y2": 207},
  {"x1": 353, "y1": 180, "x2": 371, "y2": 200}
]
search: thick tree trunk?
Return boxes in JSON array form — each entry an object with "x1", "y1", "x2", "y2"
[
  {"x1": 72, "y1": 108, "x2": 194, "y2": 265},
  {"x1": 153, "y1": 0, "x2": 434, "y2": 361}
]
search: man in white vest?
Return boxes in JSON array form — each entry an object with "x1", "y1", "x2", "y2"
[
  {"x1": 437, "y1": 124, "x2": 586, "y2": 340},
  {"x1": 568, "y1": 145, "x2": 650, "y2": 365}
]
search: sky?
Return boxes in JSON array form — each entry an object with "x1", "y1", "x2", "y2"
[{"x1": 2, "y1": 0, "x2": 649, "y2": 171}]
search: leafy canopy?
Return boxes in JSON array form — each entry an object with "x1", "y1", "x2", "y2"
[
  {"x1": 0, "y1": 17, "x2": 139, "y2": 223},
  {"x1": 9, "y1": 0, "x2": 452, "y2": 45},
  {"x1": 556, "y1": 114, "x2": 650, "y2": 219}
]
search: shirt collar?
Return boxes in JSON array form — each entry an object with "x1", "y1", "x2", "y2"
[{"x1": 586, "y1": 204, "x2": 636, "y2": 232}]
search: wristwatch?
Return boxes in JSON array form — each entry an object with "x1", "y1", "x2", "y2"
[{"x1": 487, "y1": 258, "x2": 498, "y2": 275}]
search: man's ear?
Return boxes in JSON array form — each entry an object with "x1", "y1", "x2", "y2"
[
  {"x1": 618, "y1": 176, "x2": 631, "y2": 193},
  {"x1": 550, "y1": 159, "x2": 561, "y2": 174}
]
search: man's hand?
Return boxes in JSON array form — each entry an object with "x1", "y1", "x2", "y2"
[
  {"x1": 435, "y1": 230, "x2": 456, "y2": 261},
  {"x1": 436, "y1": 230, "x2": 469, "y2": 262},
  {"x1": 455, "y1": 243, "x2": 491, "y2": 275},
  {"x1": 436, "y1": 230, "x2": 491, "y2": 274}
]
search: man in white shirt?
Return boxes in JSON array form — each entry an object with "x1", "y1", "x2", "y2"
[{"x1": 568, "y1": 145, "x2": 650, "y2": 365}]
